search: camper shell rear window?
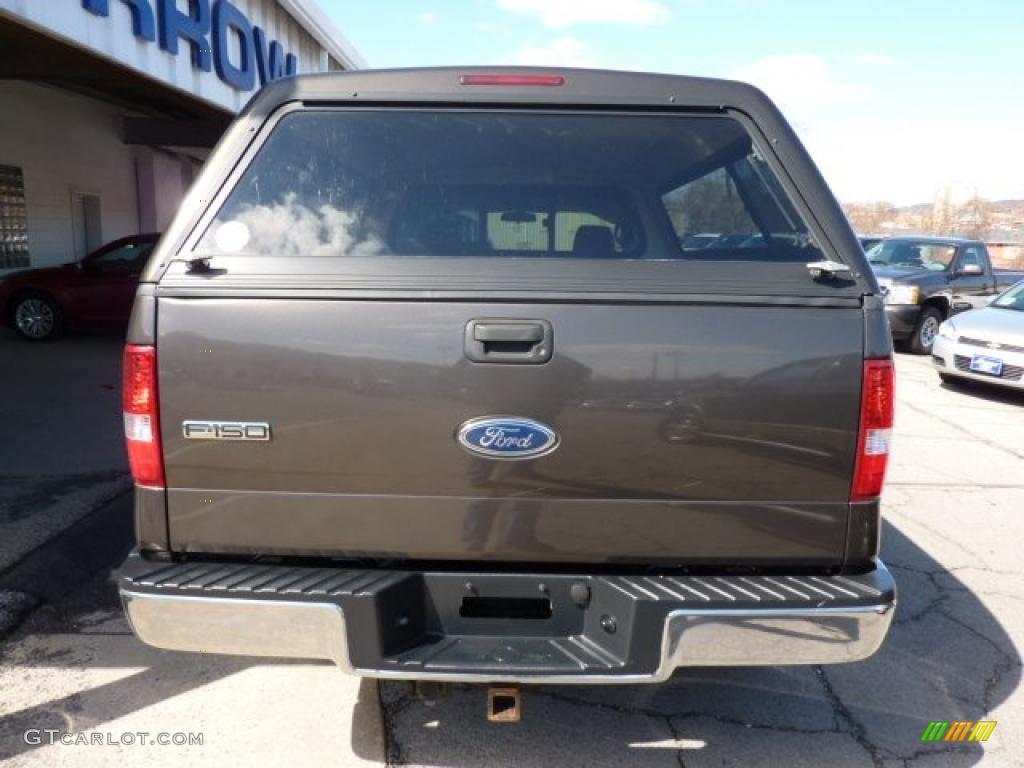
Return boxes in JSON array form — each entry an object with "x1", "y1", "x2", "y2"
[{"x1": 195, "y1": 109, "x2": 825, "y2": 266}]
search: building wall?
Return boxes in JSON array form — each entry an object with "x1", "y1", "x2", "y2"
[
  {"x1": 136, "y1": 147, "x2": 203, "y2": 234},
  {"x1": 0, "y1": 81, "x2": 141, "y2": 269},
  {"x1": 0, "y1": 0, "x2": 361, "y2": 114},
  {"x1": 0, "y1": 2, "x2": 362, "y2": 274}
]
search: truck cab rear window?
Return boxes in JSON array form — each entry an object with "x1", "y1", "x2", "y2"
[{"x1": 196, "y1": 110, "x2": 822, "y2": 264}]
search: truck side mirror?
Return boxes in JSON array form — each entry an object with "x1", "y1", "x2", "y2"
[{"x1": 959, "y1": 263, "x2": 983, "y2": 276}]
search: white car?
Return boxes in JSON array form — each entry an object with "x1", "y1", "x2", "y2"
[{"x1": 932, "y1": 280, "x2": 1024, "y2": 391}]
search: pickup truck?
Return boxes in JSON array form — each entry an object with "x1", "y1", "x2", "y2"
[
  {"x1": 117, "y1": 68, "x2": 897, "y2": 700},
  {"x1": 868, "y1": 236, "x2": 1024, "y2": 354}
]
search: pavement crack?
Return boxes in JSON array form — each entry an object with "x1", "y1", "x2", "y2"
[
  {"x1": 815, "y1": 666, "x2": 888, "y2": 767},
  {"x1": 892, "y1": 515, "x2": 989, "y2": 564},
  {"x1": 887, "y1": 564, "x2": 954, "y2": 626},
  {"x1": 883, "y1": 562, "x2": 947, "y2": 576},
  {"x1": 901, "y1": 400, "x2": 1024, "y2": 461},
  {"x1": 893, "y1": 592, "x2": 949, "y2": 626},
  {"x1": 897, "y1": 745, "x2": 959, "y2": 767},
  {"x1": 948, "y1": 565, "x2": 1024, "y2": 578},
  {"x1": 379, "y1": 681, "x2": 414, "y2": 766},
  {"x1": 937, "y1": 609, "x2": 1022, "y2": 711},
  {"x1": 662, "y1": 713, "x2": 688, "y2": 768},
  {"x1": 886, "y1": 563, "x2": 955, "y2": 629}
]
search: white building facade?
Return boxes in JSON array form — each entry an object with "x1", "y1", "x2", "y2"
[{"x1": 0, "y1": 0, "x2": 362, "y2": 273}]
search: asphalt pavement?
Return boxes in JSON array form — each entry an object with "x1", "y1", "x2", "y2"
[
  {"x1": 0, "y1": 329, "x2": 130, "y2": 637},
  {"x1": 0, "y1": 330, "x2": 129, "y2": 575},
  {"x1": 0, "y1": 351, "x2": 1022, "y2": 767}
]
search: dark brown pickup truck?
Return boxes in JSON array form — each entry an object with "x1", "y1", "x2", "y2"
[
  {"x1": 117, "y1": 67, "x2": 896, "y2": 691},
  {"x1": 869, "y1": 236, "x2": 1024, "y2": 354}
]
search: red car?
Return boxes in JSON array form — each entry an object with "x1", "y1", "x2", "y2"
[{"x1": 1, "y1": 234, "x2": 159, "y2": 340}]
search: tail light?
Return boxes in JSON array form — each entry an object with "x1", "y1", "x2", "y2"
[
  {"x1": 851, "y1": 359, "x2": 894, "y2": 500},
  {"x1": 123, "y1": 344, "x2": 165, "y2": 488}
]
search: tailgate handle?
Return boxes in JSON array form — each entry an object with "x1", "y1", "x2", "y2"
[
  {"x1": 474, "y1": 324, "x2": 544, "y2": 343},
  {"x1": 465, "y1": 319, "x2": 553, "y2": 364}
]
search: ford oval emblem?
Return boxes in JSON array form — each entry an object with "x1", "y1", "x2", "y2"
[{"x1": 456, "y1": 416, "x2": 559, "y2": 460}]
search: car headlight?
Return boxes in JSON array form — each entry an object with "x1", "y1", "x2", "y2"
[
  {"x1": 938, "y1": 320, "x2": 957, "y2": 341},
  {"x1": 883, "y1": 284, "x2": 920, "y2": 305}
]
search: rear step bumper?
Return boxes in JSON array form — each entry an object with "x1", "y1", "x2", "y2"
[{"x1": 118, "y1": 551, "x2": 896, "y2": 684}]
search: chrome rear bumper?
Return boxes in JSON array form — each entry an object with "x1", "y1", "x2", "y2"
[{"x1": 120, "y1": 554, "x2": 895, "y2": 684}]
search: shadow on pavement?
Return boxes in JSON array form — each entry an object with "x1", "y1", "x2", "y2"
[
  {"x1": 372, "y1": 522, "x2": 1021, "y2": 767},
  {"x1": 0, "y1": 332, "x2": 130, "y2": 574},
  {"x1": 939, "y1": 376, "x2": 1024, "y2": 406}
]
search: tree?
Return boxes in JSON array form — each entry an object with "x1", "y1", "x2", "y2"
[
  {"x1": 664, "y1": 170, "x2": 756, "y2": 235},
  {"x1": 957, "y1": 194, "x2": 992, "y2": 240},
  {"x1": 927, "y1": 187, "x2": 954, "y2": 236},
  {"x1": 843, "y1": 201, "x2": 895, "y2": 234}
]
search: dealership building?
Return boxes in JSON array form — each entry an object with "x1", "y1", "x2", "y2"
[{"x1": 0, "y1": 0, "x2": 362, "y2": 274}]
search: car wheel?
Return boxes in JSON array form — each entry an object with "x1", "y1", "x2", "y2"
[
  {"x1": 11, "y1": 292, "x2": 65, "y2": 341},
  {"x1": 909, "y1": 307, "x2": 943, "y2": 355}
]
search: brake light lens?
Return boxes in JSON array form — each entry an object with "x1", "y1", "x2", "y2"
[
  {"x1": 851, "y1": 359, "x2": 894, "y2": 500},
  {"x1": 460, "y1": 74, "x2": 565, "y2": 86},
  {"x1": 123, "y1": 344, "x2": 165, "y2": 488}
]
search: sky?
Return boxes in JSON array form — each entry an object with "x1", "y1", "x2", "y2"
[{"x1": 320, "y1": 0, "x2": 1024, "y2": 206}]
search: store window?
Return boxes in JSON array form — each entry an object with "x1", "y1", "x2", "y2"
[{"x1": 0, "y1": 165, "x2": 30, "y2": 269}]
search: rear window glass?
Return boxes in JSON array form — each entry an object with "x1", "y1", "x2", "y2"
[{"x1": 196, "y1": 110, "x2": 822, "y2": 264}]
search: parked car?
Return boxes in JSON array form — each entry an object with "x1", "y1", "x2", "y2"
[
  {"x1": 867, "y1": 236, "x2": 1024, "y2": 354},
  {"x1": 932, "y1": 279, "x2": 1024, "y2": 390},
  {"x1": 858, "y1": 235, "x2": 885, "y2": 251},
  {"x1": 0, "y1": 233, "x2": 160, "y2": 340},
  {"x1": 116, "y1": 68, "x2": 896, "y2": 701}
]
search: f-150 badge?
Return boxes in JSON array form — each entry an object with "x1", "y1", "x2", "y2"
[
  {"x1": 182, "y1": 421, "x2": 271, "y2": 441},
  {"x1": 456, "y1": 416, "x2": 558, "y2": 460}
]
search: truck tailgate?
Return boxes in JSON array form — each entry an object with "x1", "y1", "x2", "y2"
[{"x1": 158, "y1": 296, "x2": 861, "y2": 566}]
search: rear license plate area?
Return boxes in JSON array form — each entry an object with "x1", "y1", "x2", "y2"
[
  {"x1": 970, "y1": 355, "x2": 1004, "y2": 376},
  {"x1": 460, "y1": 595, "x2": 553, "y2": 620}
]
